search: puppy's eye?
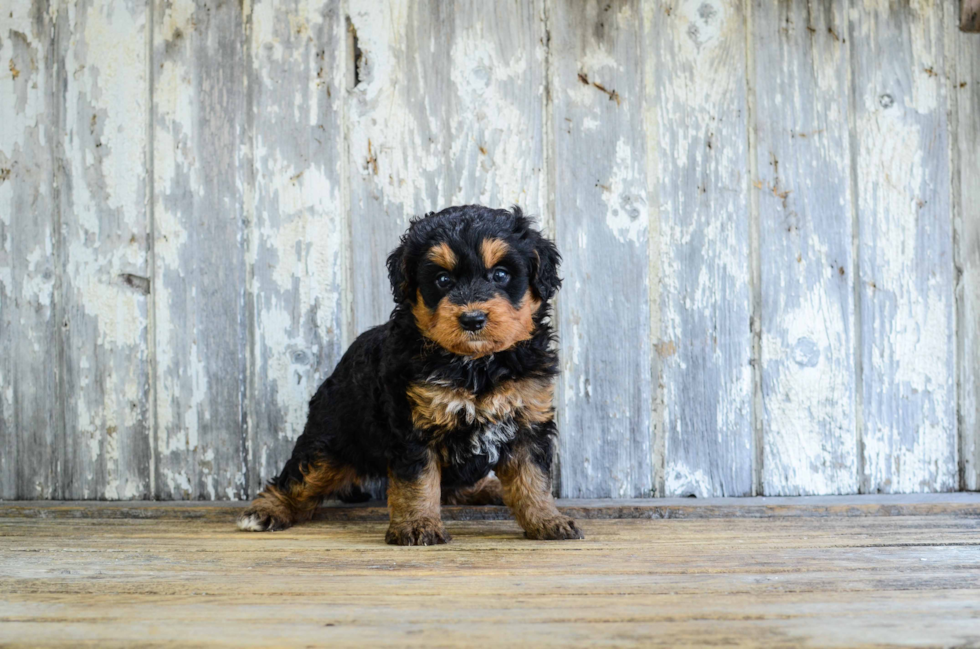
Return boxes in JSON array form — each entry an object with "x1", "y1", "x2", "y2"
[
  {"x1": 435, "y1": 272, "x2": 453, "y2": 290},
  {"x1": 492, "y1": 268, "x2": 510, "y2": 284}
]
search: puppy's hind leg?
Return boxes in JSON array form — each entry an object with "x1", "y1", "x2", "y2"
[{"x1": 238, "y1": 455, "x2": 356, "y2": 532}]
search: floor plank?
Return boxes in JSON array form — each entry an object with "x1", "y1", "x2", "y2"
[{"x1": 1, "y1": 511, "x2": 979, "y2": 647}]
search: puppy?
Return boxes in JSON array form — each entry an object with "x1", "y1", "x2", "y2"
[{"x1": 238, "y1": 205, "x2": 582, "y2": 545}]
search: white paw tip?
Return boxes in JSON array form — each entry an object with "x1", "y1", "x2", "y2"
[{"x1": 237, "y1": 514, "x2": 266, "y2": 532}]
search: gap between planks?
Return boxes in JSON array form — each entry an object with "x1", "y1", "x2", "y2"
[{"x1": 2, "y1": 493, "x2": 979, "y2": 523}]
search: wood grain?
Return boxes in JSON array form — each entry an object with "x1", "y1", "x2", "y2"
[
  {"x1": 650, "y1": 0, "x2": 753, "y2": 497},
  {"x1": 151, "y1": 0, "x2": 249, "y2": 499},
  {"x1": 246, "y1": 0, "x2": 348, "y2": 496},
  {"x1": 948, "y1": 3, "x2": 980, "y2": 490},
  {"x1": 752, "y1": 1, "x2": 857, "y2": 495},
  {"x1": 550, "y1": 0, "x2": 653, "y2": 498},
  {"x1": 1, "y1": 511, "x2": 979, "y2": 647},
  {"x1": 850, "y1": 2, "x2": 956, "y2": 493},
  {"x1": 0, "y1": 0, "x2": 64, "y2": 499},
  {"x1": 59, "y1": 0, "x2": 152, "y2": 499}
]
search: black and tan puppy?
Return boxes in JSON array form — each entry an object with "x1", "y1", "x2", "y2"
[{"x1": 238, "y1": 205, "x2": 582, "y2": 545}]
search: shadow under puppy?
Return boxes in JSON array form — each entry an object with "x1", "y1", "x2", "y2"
[{"x1": 239, "y1": 205, "x2": 583, "y2": 545}]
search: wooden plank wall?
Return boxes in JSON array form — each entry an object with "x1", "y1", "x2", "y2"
[
  {"x1": 552, "y1": 0, "x2": 653, "y2": 498},
  {"x1": 752, "y1": 1, "x2": 857, "y2": 496},
  {"x1": 852, "y1": 3, "x2": 956, "y2": 493},
  {"x1": 651, "y1": 0, "x2": 753, "y2": 497},
  {"x1": 0, "y1": 0, "x2": 976, "y2": 500}
]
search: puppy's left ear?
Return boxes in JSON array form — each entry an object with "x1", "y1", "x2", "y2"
[
  {"x1": 386, "y1": 242, "x2": 410, "y2": 303},
  {"x1": 529, "y1": 231, "x2": 562, "y2": 302}
]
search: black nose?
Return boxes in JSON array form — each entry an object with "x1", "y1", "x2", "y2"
[{"x1": 458, "y1": 311, "x2": 487, "y2": 332}]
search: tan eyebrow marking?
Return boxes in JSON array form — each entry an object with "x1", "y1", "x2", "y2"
[
  {"x1": 480, "y1": 238, "x2": 510, "y2": 269},
  {"x1": 427, "y1": 242, "x2": 457, "y2": 270}
]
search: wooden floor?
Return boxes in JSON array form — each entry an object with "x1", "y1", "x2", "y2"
[{"x1": 2, "y1": 498, "x2": 980, "y2": 647}]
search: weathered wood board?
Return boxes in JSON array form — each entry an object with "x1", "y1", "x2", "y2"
[
  {"x1": 551, "y1": 0, "x2": 653, "y2": 498},
  {"x1": 752, "y1": 1, "x2": 857, "y2": 495},
  {"x1": 151, "y1": 0, "x2": 249, "y2": 499},
  {"x1": 59, "y1": 0, "x2": 152, "y2": 499},
  {"x1": 0, "y1": 0, "x2": 63, "y2": 498},
  {"x1": 948, "y1": 3, "x2": 980, "y2": 490},
  {"x1": 345, "y1": 0, "x2": 452, "y2": 336},
  {"x1": 850, "y1": 2, "x2": 956, "y2": 493},
  {"x1": 246, "y1": 0, "x2": 348, "y2": 495},
  {"x1": 650, "y1": 0, "x2": 753, "y2": 497}
]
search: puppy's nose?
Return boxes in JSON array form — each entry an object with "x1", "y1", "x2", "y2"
[{"x1": 458, "y1": 311, "x2": 488, "y2": 332}]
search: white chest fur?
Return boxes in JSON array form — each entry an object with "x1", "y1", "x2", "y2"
[{"x1": 406, "y1": 376, "x2": 555, "y2": 463}]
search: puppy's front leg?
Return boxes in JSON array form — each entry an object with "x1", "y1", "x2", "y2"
[
  {"x1": 497, "y1": 443, "x2": 584, "y2": 541},
  {"x1": 385, "y1": 450, "x2": 450, "y2": 546}
]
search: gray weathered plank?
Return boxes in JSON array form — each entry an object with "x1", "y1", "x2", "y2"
[
  {"x1": 550, "y1": 0, "x2": 652, "y2": 498},
  {"x1": 851, "y1": 2, "x2": 956, "y2": 493},
  {"x1": 152, "y1": 0, "x2": 248, "y2": 499},
  {"x1": 246, "y1": 0, "x2": 348, "y2": 494},
  {"x1": 0, "y1": 0, "x2": 64, "y2": 499},
  {"x1": 752, "y1": 1, "x2": 857, "y2": 495},
  {"x1": 651, "y1": 0, "x2": 753, "y2": 496},
  {"x1": 947, "y1": 4, "x2": 980, "y2": 490},
  {"x1": 446, "y1": 1, "x2": 546, "y2": 216},
  {"x1": 346, "y1": 0, "x2": 449, "y2": 335},
  {"x1": 346, "y1": 0, "x2": 545, "y2": 336},
  {"x1": 58, "y1": 0, "x2": 152, "y2": 499}
]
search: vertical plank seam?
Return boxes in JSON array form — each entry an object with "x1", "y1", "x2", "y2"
[
  {"x1": 146, "y1": 0, "x2": 158, "y2": 499},
  {"x1": 844, "y1": 0, "x2": 866, "y2": 494},
  {"x1": 242, "y1": 0, "x2": 256, "y2": 500},
  {"x1": 341, "y1": 0, "x2": 355, "y2": 352},
  {"x1": 541, "y1": 0, "x2": 561, "y2": 497},
  {"x1": 743, "y1": 0, "x2": 763, "y2": 497},
  {"x1": 643, "y1": 0, "x2": 664, "y2": 498},
  {"x1": 53, "y1": 0, "x2": 69, "y2": 498},
  {"x1": 944, "y1": 2, "x2": 965, "y2": 491}
]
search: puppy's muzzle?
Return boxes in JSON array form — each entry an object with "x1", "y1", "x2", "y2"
[{"x1": 458, "y1": 310, "x2": 488, "y2": 332}]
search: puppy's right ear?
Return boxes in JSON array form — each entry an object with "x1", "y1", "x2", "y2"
[
  {"x1": 386, "y1": 242, "x2": 409, "y2": 303},
  {"x1": 529, "y1": 230, "x2": 562, "y2": 302}
]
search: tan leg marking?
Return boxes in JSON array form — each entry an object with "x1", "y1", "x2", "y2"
[
  {"x1": 496, "y1": 447, "x2": 584, "y2": 541},
  {"x1": 385, "y1": 452, "x2": 450, "y2": 546},
  {"x1": 238, "y1": 461, "x2": 356, "y2": 532},
  {"x1": 442, "y1": 475, "x2": 505, "y2": 506}
]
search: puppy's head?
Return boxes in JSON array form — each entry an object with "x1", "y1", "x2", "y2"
[{"x1": 387, "y1": 205, "x2": 560, "y2": 357}]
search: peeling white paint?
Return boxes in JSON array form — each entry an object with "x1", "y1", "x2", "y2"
[
  {"x1": 654, "y1": 0, "x2": 752, "y2": 497},
  {"x1": 1, "y1": 0, "x2": 973, "y2": 501},
  {"x1": 601, "y1": 138, "x2": 646, "y2": 245},
  {"x1": 853, "y1": 1, "x2": 956, "y2": 493}
]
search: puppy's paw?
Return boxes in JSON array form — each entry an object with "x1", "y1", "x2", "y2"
[
  {"x1": 237, "y1": 509, "x2": 292, "y2": 532},
  {"x1": 524, "y1": 516, "x2": 584, "y2": 541},
  {"x1": 385, "y1": 518, "x2": 451, "y2": 546}
]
